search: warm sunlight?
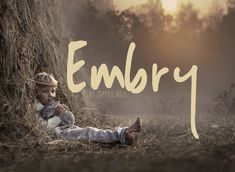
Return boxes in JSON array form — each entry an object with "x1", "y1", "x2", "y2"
[
  {"x1": 113, "y1": 0, "x2": 148, "y2": 11},
  {"x1": 161, "y1": 0, "x2": 178, "y2": 15},
  {"x1": 114, "y1": 0, "x2": 228, "y2": 18}
]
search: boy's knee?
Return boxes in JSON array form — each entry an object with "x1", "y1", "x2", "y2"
[{"x1": 60, "y1": 111, "x2": 75, "y2": 127}]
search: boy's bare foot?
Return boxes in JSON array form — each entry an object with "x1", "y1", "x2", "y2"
[{"x1": 129, "y1": 117, "x2": 142, "y2": 133}]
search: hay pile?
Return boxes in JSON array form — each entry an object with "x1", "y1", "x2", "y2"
[{"x1": 0, "y1": 0, "x2": 103, "y2": 144}]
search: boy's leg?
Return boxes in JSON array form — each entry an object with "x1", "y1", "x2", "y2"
[
  {"x1": 55, "y1": 117, "x2": 142, "y2": 145},
  {"x1": 55, "y1": 126, "x2": 128, "y2": 144}
]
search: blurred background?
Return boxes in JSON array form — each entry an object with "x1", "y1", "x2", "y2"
[{"x1": 63, "y1": 0, "x2": 235, "y2": 117}]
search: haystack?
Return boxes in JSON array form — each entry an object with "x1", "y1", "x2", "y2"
[{"x1": 0, "y1": 0, "x2": 91, "y2": 143}]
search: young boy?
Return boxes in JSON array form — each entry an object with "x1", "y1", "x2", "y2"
[{"x1": 34, "y1": 72, "x2": 141, "y2": 145}]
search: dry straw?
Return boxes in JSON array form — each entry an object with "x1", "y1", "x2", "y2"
[{"x1": 0, "y1": 0, "x2": 108, "y2": 144}]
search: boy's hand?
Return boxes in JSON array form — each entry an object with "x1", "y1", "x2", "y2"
[
  {"x1": 54, "y1": 104, "x2": 66, "y2": 116},
  {"x1": 54, "y1": 104, "x2": 70, "y2": 116}
]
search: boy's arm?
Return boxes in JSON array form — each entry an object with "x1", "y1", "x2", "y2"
[
  {"x1": 37, "y1": 109, "x2": 61, "y2": 131},
  {"x1": 34, "y1": 100, "x2": 62, "y2": 131},
  {"x1": 40, "y1": 106, "x2": 56, "y2": 120}
]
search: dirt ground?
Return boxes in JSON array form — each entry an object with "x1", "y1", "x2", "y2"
[{"x1": 1, "y1": 114, "x2": 235, "y2": 172}]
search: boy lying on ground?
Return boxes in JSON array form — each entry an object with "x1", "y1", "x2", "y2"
[{"x1": 33, "y1": 72, "x2": 141, "y2": 145}]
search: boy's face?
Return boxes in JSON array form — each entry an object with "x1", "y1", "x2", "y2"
[{"x1": 37, "y1": 86, "x2": 57, "y2": 105}]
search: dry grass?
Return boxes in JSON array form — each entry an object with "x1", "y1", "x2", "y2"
[
  {"x1": 1, "y1": 114, "x2": 235, "y2": 172},
  {"x1": 0, "y1": 0, "x2": 114, "y2": 144}
]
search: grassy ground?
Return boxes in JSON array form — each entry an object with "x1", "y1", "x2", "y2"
[
  {"x1": 1, "y1": 113, "x2": 235, "y2": 172},
  {"x1": 1, "y1": 1, "x2": 234, "y2": 171}
]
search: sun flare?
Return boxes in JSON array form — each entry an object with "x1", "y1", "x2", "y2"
[{"x1": 161, "y1": 0, "x2": 178, "y2": 15}]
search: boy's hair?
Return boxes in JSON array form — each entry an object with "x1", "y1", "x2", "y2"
[{"x1": 35, "y1": 72, "x2": 58, "y2": 87}]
